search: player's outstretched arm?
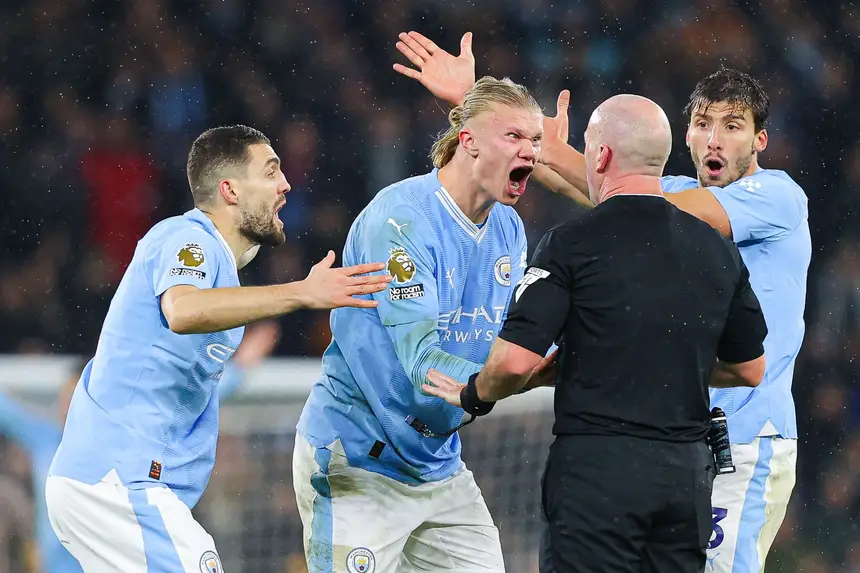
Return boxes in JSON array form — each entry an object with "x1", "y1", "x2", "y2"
[
  {"x1": 161, "y1": 251, "x2": 391, "y2": 335},
  {"x1": 393, "y1": 31, "x2": 591, "y2": 204}
]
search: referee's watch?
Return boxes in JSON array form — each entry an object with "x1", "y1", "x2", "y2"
[{"x1": 460, "y1": 372, "x2": 496, "y2": 416}]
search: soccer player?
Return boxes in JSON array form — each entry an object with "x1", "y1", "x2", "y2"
[
  {"x1": 394, "y1": 32, "x2": 811, "y2": 573},
  {"x1": 0, "y1": 322, "x2": 278, "y2": 573},
  {"x1": 293, "y1": 76, "x2": 541, "y2": 572},
  {"x1": 44, "y1": 125, "x2": 392, "y2": 573}
]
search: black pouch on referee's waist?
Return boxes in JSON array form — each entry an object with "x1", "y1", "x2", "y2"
[{"x1": 706, "y1": 407, "x2": 736, "y2": 474}]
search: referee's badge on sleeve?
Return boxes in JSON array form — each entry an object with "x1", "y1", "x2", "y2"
[{"x1": 515, "y1": 267, "x2": 550, "y2": 302}]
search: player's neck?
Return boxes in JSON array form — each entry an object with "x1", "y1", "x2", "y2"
[
  {"x1": 437, "y1": 161, "x2": 494, "y2": 225},
  {"x1": 599, "y1": 173, "x2": 664, "y2": 203},
  {"x1": 200, "y1": 208, "x2": 253, "y2": 266}
]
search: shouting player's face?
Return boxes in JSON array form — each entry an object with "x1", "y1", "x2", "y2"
[
  {"x1": 236, "y1": 143, "x2": 290, "y2": 246},
  {"x1": 467, "y1": 104, "x2": 542, "y2": 206},
  {"x1": 686, "y1": 100, "x2": 768, "y2": 188}
]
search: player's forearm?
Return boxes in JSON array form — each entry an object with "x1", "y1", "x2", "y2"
[
  {"x1": 533, "y1": 163, "x2": 593, "y2": 209},
  {"x1": 392, "y1": 322, "x2": 483, "y2": 390},
  {"x1": 163, "y1": 283, "x2": 309, "y2": 334},
  {"x1": 476, "y1": 339, "x2": 542, "y2": 401},
  {"x1": 539, "y1": 145, "x2": 591, "y2": 204}
]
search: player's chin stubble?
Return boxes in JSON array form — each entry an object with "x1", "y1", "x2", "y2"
[{"x1": 239, "y1": 205, "x2": 286, "y2": 247}]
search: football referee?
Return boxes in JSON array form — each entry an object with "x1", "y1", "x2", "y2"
[{"x1": 423, "y1": 94, "x2": 767, "y2": 573}]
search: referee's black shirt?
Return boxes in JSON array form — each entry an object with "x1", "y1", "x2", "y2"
[{"x1": 500, "y1": 195, "x2": 766, "y2": 443}]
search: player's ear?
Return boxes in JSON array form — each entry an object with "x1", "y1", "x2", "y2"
[
  {"x1": 754, "y1": 128, "x2": 768, "y2": 154},
  {"x1": 459, "y1": 129, "x2": 479, "y2": 158},
  {"x1": 219, "y1": 179, "x2": 239, "y2": 206}
]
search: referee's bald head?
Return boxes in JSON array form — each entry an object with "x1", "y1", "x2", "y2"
[{"x1": 584, "y1": 94, "x2": 672, "y2": 203}]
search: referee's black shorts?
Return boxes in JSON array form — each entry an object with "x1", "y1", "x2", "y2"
[{"x1": 540, "y1": 434, "x2": 715, "y2": 573}]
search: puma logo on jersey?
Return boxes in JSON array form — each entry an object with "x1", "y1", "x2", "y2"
[{"x1": 386, "y1": 218, "x2": 408, "y2": 235}]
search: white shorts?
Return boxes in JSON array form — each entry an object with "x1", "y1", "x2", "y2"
[
  {"x1": 706, "y1": 437, "x2": 797, "y2": 572},
  {"x1": 292, "y1": 433, "x2": 505, "y2": 573},
  {"x1": 45, "y1": 470, "x2": 223, "y2": 573}
]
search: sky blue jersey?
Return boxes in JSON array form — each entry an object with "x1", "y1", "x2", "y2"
[
  {"x1": 662, "y1": 169, "x2": 810, "y2": 443},
  {"x1": 49, "y1": 208, "x2": 244, "y2": 508},
  {"x1": 297, "y1": 169, "x2": 528, "y2": 485}
]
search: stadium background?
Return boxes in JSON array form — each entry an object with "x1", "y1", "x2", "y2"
[{"x1": 0, "y1": 0, "x2": 857, "y2": 571}]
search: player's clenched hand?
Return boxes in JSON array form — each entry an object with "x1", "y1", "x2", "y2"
[
  {"x1": 539, "y1": 90, "x2": 571, "y2": 166},
  {"x1": 422, "y1": 368, "x2": 465, "y2": 407},
  {"x1": 393, "y1": 31, "x2": 475, "y2": 106},
  {"x1": 298, "y1": 251, "x2": 392, "y2": 309}
]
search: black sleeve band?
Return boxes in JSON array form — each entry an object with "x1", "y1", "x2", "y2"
[{"x1": 460, "y1": 372, "x2": 496, "y2": 416}]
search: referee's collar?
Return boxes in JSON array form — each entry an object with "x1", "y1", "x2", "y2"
[{"x1": 604, "y1": 193, "x2": 665, "y2": 201}]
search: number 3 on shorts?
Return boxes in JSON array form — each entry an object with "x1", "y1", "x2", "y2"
[{"x1": 709, "y1": 507, "x2": 728, "y2": 549}]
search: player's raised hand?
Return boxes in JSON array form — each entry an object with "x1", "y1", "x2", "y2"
[
  {"x1": 300, "y1": 251, "x2": 392, "y2": 309},
  {"x1": 422, "y1": 368, "x2": 466, "y2": 407},
  {"x1": 539, "y1": 90, "x2": 571, "y2": 165},
  {"x1": 393, "y1": 31, "x2": 475, "y2": 106}
]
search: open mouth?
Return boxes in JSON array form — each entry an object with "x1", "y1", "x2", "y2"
[
  {"x1": 704, "y1": 157, "x2": 725, "y2": 178},
  {"x1": 508, "y1": 166, "x2": 534, "y2": 196}
]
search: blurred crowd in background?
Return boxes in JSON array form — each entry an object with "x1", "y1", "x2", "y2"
[{"x1": 1, "y1": 0, "x2": 859, "y2": 570}]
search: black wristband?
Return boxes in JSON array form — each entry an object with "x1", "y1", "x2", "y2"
[{"x1": 460, "y1": 372, "x2": 495, "y2": 416}]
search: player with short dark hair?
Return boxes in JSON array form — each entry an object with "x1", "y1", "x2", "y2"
[
  {"x1": 395, "y1": 34, "x2": 810, "y2": 572},
  {"x1": 45, "y1": 124, "x2": 391, "y2": 572}
]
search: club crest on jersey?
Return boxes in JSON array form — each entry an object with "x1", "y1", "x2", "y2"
[
  {"x1": 494, "y1": 255, "x2": 512, "y2": 286},
  {"x1": 177, "y1": 243, "x2": 205, "y2": 268},
  {"x1": 387, "y1": 247, "x2": 416, "y2": 284},
  {"x1": 346, "y1": 547, "x2": 376, "y2": 573},
  {"x1": 199, "y1": 550, "x2": 221, "y2": 573}
]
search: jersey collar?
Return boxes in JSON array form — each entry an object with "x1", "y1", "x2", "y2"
[
  {"x1": 186, "y1": 208, "x2": 238, "y2": 268},
  {"x1": 432, "y1": 172, "x2": 490, "y2": 244}
]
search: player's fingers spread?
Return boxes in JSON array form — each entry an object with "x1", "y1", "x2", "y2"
[
  {"x1": 409, "y1": 31, "x2": 440, "y2": 54},
  {"x1": 556, "y1": 90, "x2": 570, "y2": 116},
  {"x1": 396, "y1": 41, "x2": 425, "y2": 68},
  {"x1": 460, "y1": 32, "x2": 474, "y2": 59},
  {"x1": 402, "y1": 31, "x2": 433, "y2": 60},
  {"x1": 348, "y1": 298, "x2": 379, "y2": 308},
  {"x1": 342, "y1": 262, "x2": 387, "y2": 276},
  {"x1": 393, "y1": 63, "x2": 421, "y2": 80},
  {"x1": 313, "y1": 250, "x2": 336, "y2": 270},
  {"x1": 347, "y1": 283, "x2": 388, "y2": 296}
]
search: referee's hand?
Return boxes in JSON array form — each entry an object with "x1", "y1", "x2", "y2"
[{"x1": 423, "y1": 369, "x2": 465, "y2": 408}]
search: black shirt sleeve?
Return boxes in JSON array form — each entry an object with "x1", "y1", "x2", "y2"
[
  {"x1": 498, "y1": 227, "x2": 571, "y2": 356},
  {"x1": 717, "y1": 254, "x2": 768, "y2": 364}
]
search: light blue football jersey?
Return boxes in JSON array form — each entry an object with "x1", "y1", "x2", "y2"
[
  {"x1": 49, "y1": 208, "x2": 244, "y2": 508},
  {"x1": 662, "y1": 168, "x2": 810, "y2": 443},
  {"x1": 297, "y1": 169, "x2": 528, "y2": 484}
]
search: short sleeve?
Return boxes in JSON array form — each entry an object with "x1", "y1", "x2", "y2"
[
  {"x1": 364, "y1": 206, "x2": 439, "y2": 328},
  {"x1": 148, "y1": 229, "x2": 222, "y2": 297},
  {"x1": 499, "y1": 227, "x2": 572, "y2": 356},
  {"x1": 708, "y1": 171, "x2": 806, "y2": 243}
]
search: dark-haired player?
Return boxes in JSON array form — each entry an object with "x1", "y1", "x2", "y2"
[{"x1": 393, "y1": 31, "x2": 810, "y2": 573}]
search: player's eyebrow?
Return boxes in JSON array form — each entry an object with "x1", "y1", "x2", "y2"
[
  {"x1": 264, "y1": 157, "x2": 281, "y2": 170},
  {"x1": 507, "y1": 127, "x2": 542, "y2": 139}
]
